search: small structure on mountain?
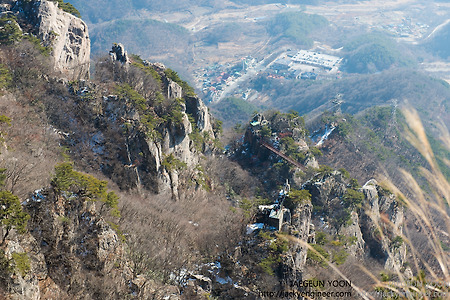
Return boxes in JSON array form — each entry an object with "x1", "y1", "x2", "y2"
[{"x1": 256, "y1": 180, "x2": 291, "y2": 231}]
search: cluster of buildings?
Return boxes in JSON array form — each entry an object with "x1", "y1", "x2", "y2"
[
  {"x1": 268, "y1": 50, "x2": 343, "y2": 80},
  {"x1": 193, "y1": 50, "x2": 343, "y2": 102},
  {"x1": 383, "y1": 17, "x2": 429, "y2": 38},
  {"x1": 193, "y1": 56, "x2": 257, "y2": 102}
]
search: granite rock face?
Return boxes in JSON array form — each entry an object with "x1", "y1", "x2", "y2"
[
  {"x1": 284, "y1": 200, "x2": 314, "y2": 283},
  {"x1": 110, "y1": 43, "x2": 129, "y2": 64},
  {"x1": 95, "y1": 47, "x2": 216, "y2": 198},
  {"x1": 18, "y1": 0, "x2": 90, "y2": 80},
  {"x1": 2, "y1": 188, "x2": 132, "y2": 299},
  {"x1": 303, "y1": 174, "x2": 406, "y2": 269},
  {"x1": 360, "y1": 179, "x2": 406, "y2": 270}
]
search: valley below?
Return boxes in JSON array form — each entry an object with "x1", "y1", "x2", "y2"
[{"x1": 0, "y1": 0, "x2": 448, "y2": 299}]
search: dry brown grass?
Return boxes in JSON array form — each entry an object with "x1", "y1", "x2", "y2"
[
  {"x1": 370, "y1": 107, "x2": 450, "y2": 299},
  {"x1": 287, "y1": 107, "x2": 450, "y2": 299}
]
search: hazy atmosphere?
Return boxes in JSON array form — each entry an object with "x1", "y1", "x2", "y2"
[{"x1": 0, "y1": 0, "x2": 449, "y2": 299}]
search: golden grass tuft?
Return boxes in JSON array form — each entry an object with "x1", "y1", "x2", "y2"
[
  {"x1": 288, "y1": 107, "x2": 449, "y2": 299},
  {"x1": 371, "y1": 107, "x2": 449, "y2": 299}
]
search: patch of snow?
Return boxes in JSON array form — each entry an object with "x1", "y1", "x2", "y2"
[
  {"x1": 169, "y1": 268, "x2": 187, "y2": 283},
  {"x1": 258, "y1": 204, "x2": 276, "y2": 211},
  {"x1": 246, "y1": 223, "x2": 264, "y2": 234},
  {"x1": 316, "y1": 124, "x2": 336, "y2": 146},
  {"x1": 24, "y1": 189, "x2": 46, "y2": 204},
  {"x1": 188, "y1": 221, "x2": 199, "y2": 227},
  {"x1": 80, "y1": 87, "x2": 89, "y2": 94},
  {"x1": 216, "y1": 276, "x2": 232, "y2": 285}
]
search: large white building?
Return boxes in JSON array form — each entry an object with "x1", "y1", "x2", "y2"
[{"x1": 291, "y1": 50, "x2": 343, "y2": 72}]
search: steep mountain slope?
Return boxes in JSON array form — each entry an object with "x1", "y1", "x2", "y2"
[
  {"x1": 210, "y1": 112, "x2": 411, "y2": 298},
  {"x1": 2, "y1": 185, "x2": 133, "y2": 299},
  {"x1": 52, "y1": 49, "x2": 218, "y2": 198},
  {"x1": 308, "y1": 106, "x2": 450, "y2": 193},
  {"x1": 0, "y1": 1, "x2": 448, "y2": 299},
  {"x1": 0, "y1": 2, "x2": 241, "y2": 299},
  {"x1": 424, "y1": 20, "x2": 450, "y2": 59}
]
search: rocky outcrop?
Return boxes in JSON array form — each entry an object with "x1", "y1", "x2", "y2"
[
  {"x1": 305, "y1": 172, "x2": 367, "y2": 257},
  {"x1": 144, "y1": 108, "x2": 194, "y2": 197},
  {"x1": 167, "y1": 80, "x2": 183, "y2": 99},
  {"x1": 339, "y1": 210, "x2": 366, "y2": 256},
  {"x1": 240, "y1": 112, "x2": 317, "y2": 173},
  {"x1": 0, "y1": 188, "x2": 134, "y2": 299},
  {"x1": 306, "y1": 172, "x2": 345, "y2": 207},
  {"x1": 95, "y1": 52, "x2": 215, "y2": 198},
  {"x1": 360, "y1": 179, "x2": 406, "y2": 270},
  {"x1": 110, "y1": 43, "x2": 129, "y2": 64},
  {"x1": 3, "y1": 231, "x2": 61, "y2": 300},
  {"x1": 305, "y1": 174, "x2": 406, "y2": 268},
  {"x1": 21, "y1": 189, "x2": 133, "y2": 299},
  {"x1": 17, "y1": 0, "x2": 90, "y2": 80},
  {"x1": 284, "y1": 199, "x2": 314, "y2": 283},
  {"x1": 185, "y1": 96, "x2": 214, "y2": 134},
  {"x1": 142, "y1": 96, "x2": 215, "y2": 197},
  {"x1": 1, "y1": 186, "x2": 186, "y2": 299}
]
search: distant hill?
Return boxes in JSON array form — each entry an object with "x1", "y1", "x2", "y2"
[
  {"x1": 424, "y1": 21, "x2": 450, "y2": 59},
  {"x1": 68, "y1": 0, "x2": 215, "y2": 23},
  {"x1": 343, "y1": 32, "x2": 414, "y2": 73},
  {"x1": 250, "y1": 70, "x2": 450, "y2": 136},
  {"x1": 266, "y1": 11, "x2": 329, "y2": 47},
  {"x1": 90, "y1": 19, "x2": 192, "y2": 68}
]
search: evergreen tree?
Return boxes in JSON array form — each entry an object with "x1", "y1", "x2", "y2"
[{"x1": 0, "y1": 191, "x2": 30, "y2": 243}]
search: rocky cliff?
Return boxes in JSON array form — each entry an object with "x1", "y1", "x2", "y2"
[
  {"x1": 284, "y1": 199, "x2": 314, "y2": 284},
  {"x1": 51, "y1": 46, "x2": 218, "y2": 200},
  {"x1": 2, "y1": 188, "x2": 132, "y2": 299},
  {"x1": 360, "y1": 179, "x2": 407, "y2": 270},
  {"x1": 233, "y1": 111, "x2": 318, "y2": 192},
  {"x1": 15, "y1": 0, "x2": 90, "y2": 80},
  {"x1": 224, "y1": 110, "x2": 411, "y2": 295},
  {"x1": 0, "y1": 3, "x2": 219, "y2": 296},
  {"x1": 2, "y1": 185, "x2": 187, "y2": 300},
  {"x1": 304, "y1": 172, "x2": 406, "y2": 270}
]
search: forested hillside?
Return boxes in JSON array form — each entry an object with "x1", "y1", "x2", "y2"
[
  {"x1": 343, "y1": 32, "x2": 415, "y2": 73},
  {"x1": 68, "y1": 0, "x2": 218, "y2": 23},
  {"x1": 266, "y1": 11, "x2": 329, "y2": 47},
  {"x1": 425, "y1": 21, "x2": 450, "y2": 59},
  {"x1": 250, "y1": 69, "x2": 450, "y2": 136},
  {"x1": 90, "y1": 19, "x2": 191, "y2": 63}
]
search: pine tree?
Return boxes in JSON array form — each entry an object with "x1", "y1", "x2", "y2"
[{"x1": 0, "y1": 191, "x2": 30, "y2": 243}]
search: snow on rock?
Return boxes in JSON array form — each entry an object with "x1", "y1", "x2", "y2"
[
  {"x1": 23, "y1": 189, "x2": 47, "y2": 205},
  {"x1": 246, "y1": 223, "x2": 264, "y2": 234},
  {"x1": 316, "y1": 124, "x2": 336, "y2": 146}
]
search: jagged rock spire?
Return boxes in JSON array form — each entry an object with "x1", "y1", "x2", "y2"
[{"x1": 110, "y1": 43, "x2": 129, "y2": 64}]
